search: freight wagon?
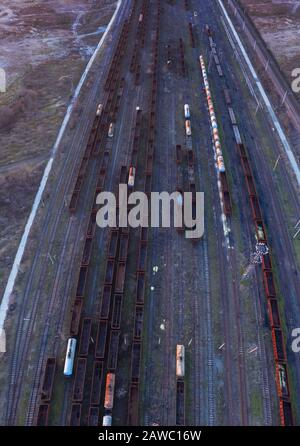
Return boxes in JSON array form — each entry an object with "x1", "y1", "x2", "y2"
[
  {"x1": 95, "y1": 320, "x2": 108, "y2": 360},
  {"x1": 128, "y1": 166, "x2": 136, "y2": 188},
  {"x1": 90, "y1": 362, "x2": 103, "y2": 406},
  {"x1": 36, "y1": 404, "x2": 50, "y2": 426},
  {"x1": 103, "y1": 414, "x2": 112, "y2": 426},
  {"x1": 185, "y1": 120, "x2": 192, "y2": 136},
  {"x1": 78, "y1": 318, "x2": 92, "y2": 357},
  {"x1": 104, "y1": 373, "x2": 115, "y2": 410},
  {"x1": 176, "y1": 345, "x2": 185, "y2": 378},
  {"x1": 72, "y1": 358, "x2": 87, "y2": 402},
  {"x1": 184, "y1": 104, "x2": 190, "y2": 119},
  {"x1": 40, "y1": 357, "x2": 56, "y2": 402},
  {"x1": 69, "y1": 404, "x2": 81, "y2": 426},
  {"x1": 63, "y1": 338, "x2": 77, "y2": 377},
  {"x1": 88, "y1": 407, "x2": 99, "y2": 426}
]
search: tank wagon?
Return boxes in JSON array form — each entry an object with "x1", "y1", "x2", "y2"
[
  {"x1": 176, "y1": 345, "x2": 185, "y2": 378},
  {"x1": 128, "y1": 166, "x2": 136, "y2": 188},
  {"x1": 185, "y1": 120, "x2": 192, "y2": 137},
  {"x1": 184, "y1": 104, "x2": 190, "y2": 119},
  {"x1": 199, "y1": 55, "x2": 225, "y2": 173},
  {"x1": 63, "y1": 338, "x2": 77, "y2": 377},
  {"x1": 103, "y1": 372, "x2": 116, "y2": 426}
]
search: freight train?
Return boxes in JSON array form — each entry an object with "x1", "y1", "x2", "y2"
[{"x1": 199, "y1": 55, "x2": 225, "y2": 173}]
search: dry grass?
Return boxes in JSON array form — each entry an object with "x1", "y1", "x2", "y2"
[
  {"x1": 240, "y1": 0, "x2": 300, "y2": 84},
  {"x1": 0, "y1": 0, "x2": 117, "y2": 296}
]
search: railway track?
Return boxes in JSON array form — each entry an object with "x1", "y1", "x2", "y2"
[
  {"x1": 213, "y1": 0, "x2": 300, "y2": 419},
  {"x1": 47, "y1": 0, "x2": 155, "y2": 426},
  {"x1": 26, "y1": 157, "x2": 102, "y2": 425},
  {"x1": 192, "y1": 27, "x2": 248, "y2": 424},
  {"x1": 5, "y1": 0, "x2": 299, "y2": 427},
  {"x1": 192, "y1": 0, "x2": 283, "y2": 425},
  {"x1": 210, "y1": 2, "x2": 297, "y2": 420},
  {"x1": 5, "y1": 0, "x2": 131, "y2": 425}
]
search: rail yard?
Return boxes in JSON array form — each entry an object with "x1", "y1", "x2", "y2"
[{"x1": 1, "y1": 0, "x2": 300, "y2": 427}]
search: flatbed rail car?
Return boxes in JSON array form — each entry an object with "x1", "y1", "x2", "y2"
[
  {"x1": 176, "y1": 381, "x2": 185, "y2": 426},
  {"x1": 272, "y1": 328, "x2": 286, "y2": 363},
  {"x1": 144, "y1": 174, "x2": 152, "y2": 196},
  {"x1": 100, "y1": 285, "x2": 112, "y2": 320},
  {"x1": 267, "y1": 298, "x2": 281, "y2": 328},
  {"x1": 111, "y1": 294, "x2": 123, "y2": 330},
  {"x1": 88, "y1": 407, "x2": 99, "y2": 427},
  {"x1": 280, "y1": 400, "x2": 293, "y2": 426},
  {"x1": 90, "y1": 362, "x2": 103, "y2": 406},
  {"x1": 70, "y1": 299, "x2": 83, "y2": 337},
  {"x1": 115, "y1": 262, "x2": 126, "y2": 294},
  {"x1": 220, "y1": 172, "x2": 232, "y2": 215},
  {"x1": 40, "y1": 357, "x2": 56, "y2": 402},
  {"x1": 95, "y1": 320, "x2": 108, "y2": 360},
  {"x1": 76, "y1": 266, "x2": 88, "y2": 299},
  {"x1": 127, "y1": 384, "x2": 139, "y2": 426},
  {"x1": 179, "y1": 38, "x2": 186, "y2": 77},
  {"x1": 72, "y1": 358, "x2": 87, "y2": 402},
  {"x1": 36, "y1": 404, "x2": 50, "y2": 426},
  {"x1": 136, "y1": 272, "x2": 146, "y2": 305},
  {"x1": 137, "y1": 241, "x2": 148, "y2": 272},
  {"x1": 176, "y1": 145, "x2": 182, "y2": 164},
  {"x1": 81, "y1": 237, "x2": 93, "y2": 267},
  {"x1": 228, "y1": 107, "x2": 237, "y2": 125},
  {"x1": 78, "y1": 318, "x2": 92, "y2": 357},
  {"x1": 133, "y1": 306, "x2": 144, "y2": 341},
  {"x1": 223, "y1": 88, "x2": 232, "y2": 105},
  {"x1": 131, "y1": 342, "x2": 142, "y2": 384},
  {"x1": 263, "y1": 270, "x2": 276, "y2": 298},
  {"x1": 107, "y1": 230, "x2": 119, "y2": 260},
  {"x1": 188, "y1": 23, "x2": 195, "y2": 48},
  {"x1": 69, "y1": 404, "x2": 81, "y2": 427},
  {"x1": 87, "y1": 211, "x2": 97, "y2": 238},
  {"x1": 104, "y1": 259, "x2": 115, "y2": 285},
  {"x1": 107, "y1": 330, "x2": 120, "y2": 371},
  {"x1": 119, "y1": 233, "x2": 129, "y2": 262}
]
